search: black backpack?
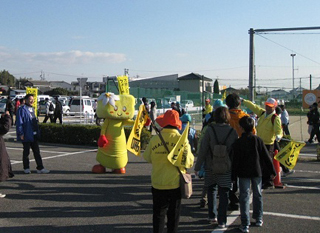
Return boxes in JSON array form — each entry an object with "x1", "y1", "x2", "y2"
[{"x1": 49, "y1": 102, "x2": 54, "y2": 111}]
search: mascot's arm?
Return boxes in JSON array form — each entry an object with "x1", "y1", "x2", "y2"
[
  {"x1": 98, "y1": 119, "x2": 109, "y2": 147},
  {"x1": 123, "y1": 119, "x2": 135, "y2": 126}
]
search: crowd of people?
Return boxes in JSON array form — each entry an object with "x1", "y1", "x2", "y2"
[{"x1": 0, "y1": 94, "x2": 305, "y2": 233}]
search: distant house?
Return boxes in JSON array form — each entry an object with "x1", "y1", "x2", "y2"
[
  {"x1": 24, "y1": 80, "x2": 51, "y2": 93},
  {"x1": 269, "y1": 89, "x2": 288, "y2": 100},
  {"x1": 50, "y1": 81, "x2": 73, "y2": 91},
  {"x1": 130, "y1": 74, "x2": 179, "y2": 90},
  {"x1": 178, "y1": 73, "x2": 213, "y2": 93}
]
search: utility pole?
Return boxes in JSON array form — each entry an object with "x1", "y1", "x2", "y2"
[
  {"x1": 124, "y1": 68, "x2": 129, "y2": 76},
  {"x1": 291, "y1": 54, "x2": 296, "y2": 99},
  {"x1": 310, "y1": 74, "x2": 312, "y2": 90}
]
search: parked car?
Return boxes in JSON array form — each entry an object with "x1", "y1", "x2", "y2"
[
  {"x1": 69, "y1": 97, "x2": 94, "y2": 117},
  {"x1": 0, "y1": 98, "x2": 7, "y2": 114},
  {"x1": 181, "y1": 100, "x2": 194, "y2": 109}
]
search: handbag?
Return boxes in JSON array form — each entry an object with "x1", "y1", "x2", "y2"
[
  {"x1": 154, "y1": 124, "x2": 192, "y2": 199},
  {"x1": 177, "y1": 167, "x2": 192, "y2": 199}
]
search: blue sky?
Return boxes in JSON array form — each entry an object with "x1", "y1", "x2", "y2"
[{"x1": 1, "y1": 0, "x2": 320, "y2": 90}]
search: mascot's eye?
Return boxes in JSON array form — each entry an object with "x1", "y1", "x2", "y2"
[
  {"x1": 122, "y1": 106, "x2": 127, "y2": 112},
  {"x1": 114, "y1": 106, "x2": 118, "y2": 111}
]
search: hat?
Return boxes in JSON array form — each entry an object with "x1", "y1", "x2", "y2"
[
  {"x1": 180, "y1": 114, "x2": 191, "y2": 123},
  {"x1": 213, "y1": 99, "x2": 225, "y2": 109},
  {"x1": 205, "y1": 98, "x2": 210, "y2": 103},
  {"x1": 156, "y1": 110, "x2": 182, "y2": 130},
  {"x1": 278, "y1": 99, "x2": 285, "y2": 106},
  {"x1": 265, "y1": 98, "x2": 277, "y2": 107}
]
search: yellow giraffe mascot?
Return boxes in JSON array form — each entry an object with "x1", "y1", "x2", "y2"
[{"x1": 92, "y1": 76, "x2": 135, "y2": 174}]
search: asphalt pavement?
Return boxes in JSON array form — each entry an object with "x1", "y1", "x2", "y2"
[{"x1": 0, "y1": 115, "x2": 319, "y2": 233}]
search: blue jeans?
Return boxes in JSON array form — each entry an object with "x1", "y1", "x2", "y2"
[
  {"x1": 239, "y1": 177, "x2": 263, "y2": 226},
  {"x1": 217, "y1": 186, "x2": 229, "y2": 225},
  {"x1": 207, "y1": 184, "x2": 217, "y2": 219}
]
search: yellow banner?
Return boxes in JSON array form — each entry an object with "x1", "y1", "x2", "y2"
[
  {"x1": 274, "y1": 140, "x2": 305, "y2": 169},
  {"x1": 126, "y1": 104, "x2": 149, "y2": 156},
  {"x1": 117, "y1": 76, "x2": 130, "y2": 95},
  {"x1": 167, "y1": 122, "x2": 189, "y2": 167},
  {"x1": 26, "y1": 87, "x2": 38, "y2": 116}
]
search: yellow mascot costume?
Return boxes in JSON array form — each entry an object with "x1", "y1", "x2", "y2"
[{"x1": 92, "y1": 77, "x2": 135, "y2": 174}]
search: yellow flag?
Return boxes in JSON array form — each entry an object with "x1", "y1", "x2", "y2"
[
  {"x1": 274, "y1": 140, "x2": 305, "y2": 169},
  {"x1": 117, "y1": 75, "x2": 130, "y2": 95},
  {"x1": 221, "y1": 91, "x2": 226, "y2": 101},
  {"x1": 167, "y1": 122, "x2": 190, "y2": 167},
  {"x1": 26, "y1": 87, "x2": 38, "y2": 116},
  {"x1": 127, "y1": 104, "x2": 149, "y2": 156}
]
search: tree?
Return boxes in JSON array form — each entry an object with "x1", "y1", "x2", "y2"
[
  {"x1": 214, "y1": 79, "x2": 219, "y2": 94},
  {"x1": 44, "y1": 87, "x2": 72, "y2": 96},
  {"x1": 0, "y1": 70, "x2": 16, "y2": 87}
]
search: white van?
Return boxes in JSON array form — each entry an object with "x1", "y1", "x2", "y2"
[
  {"x1": 37, "y1": 95, "x2": 51, "y2": 102},
  {"x1": 69, "y1": 97, "x2": 94, "y2": 117}
]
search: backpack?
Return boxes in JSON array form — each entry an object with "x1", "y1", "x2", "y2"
[
  {"x1": 209, "y1": 125, "x2": 234, "y2": 174},
  {"x1": 49, "y1": 102, "x2": 54, "y2": 111},
  {"x1": 260, "y1": 111, "x2": 277, "y2": 125}
]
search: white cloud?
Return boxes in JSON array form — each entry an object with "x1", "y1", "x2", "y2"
[{"x1": 0, "y1": 48, "x2": 127, "y2": 65}]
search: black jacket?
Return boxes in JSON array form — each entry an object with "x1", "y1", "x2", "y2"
[{"x1": 232, "y1": 132, "x2": 276, "y2": 180}]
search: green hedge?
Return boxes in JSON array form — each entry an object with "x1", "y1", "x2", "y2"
[{"x1": 39, "y1": 123, "x2": 152, "y2": 149}]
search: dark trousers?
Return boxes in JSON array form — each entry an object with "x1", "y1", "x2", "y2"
[
  {"x1": 43, "y1": 114, "x2": 54, "y2": 123},
  {"x1": 262, "y1": 144, "x2": 275, "y2": 186},
  {"x1": 309, "y1": 124, "x2": 320, "y2": 142},
  {"x1": 217, "y1": 186, "x2": 229, "y2": 225},
  {"x1": 282, "y1": 123, "x2": 290, "y2": 135},
  {"x1": 22, "y1": 139, "x2": 44, "y2": 170},
  {"x1": 53, "y1": 114, "x2": 63, "y2": 124},
  {"x1": 152, "y1": 187, "x2": 181, "y2": 233}
]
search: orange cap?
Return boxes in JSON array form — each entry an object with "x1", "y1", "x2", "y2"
[{"x1": 156, "y1": 110, "x2": 182, "y2": 130}]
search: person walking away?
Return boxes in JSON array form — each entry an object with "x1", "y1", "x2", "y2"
[
  {"x1": 5, "y1": 97, "x2": 14, "y2": 126},
  {"x1": 43, "y1": 98, "x2": 54, "y2": 123},
  {"x1": 16, "y1": 94, "x2": 50, "y2": 174},
  {"x1": 242, "y1": 97, "x2": 282, "y2": 189},
  {"x1": 225, "y1": 93, "x2": 255, "y2": 211},
  {"x1": 307, "y1": 102, "x2": 320, "y2": 143},
  {"x1": 195, "y1": 107, "x2": 238, "y2": 228},
  {"x1": 307, "y1": 106, "x2": 314, "y2": 142},
  {"x1": 179, "y1": 113, "x2": 197, "y2": 153},
  {"x1": 143, "y1": 110, "x2": 194, "y2": 233},
  {"x1": 278, "y1": 100, "x2": 290, "y2": 135},
  {"x1": 149, "y1": 101, "x2": 157, "y2": 133},
  {"x1": 232, "y1": 116, "x2": 276, "y2": 233},
  {"x1": 53, "y1": 97, "x2": 63, "y2": 124},
  {"x1": 0, "y1": 111, "x2": 14, "y2": 198}
]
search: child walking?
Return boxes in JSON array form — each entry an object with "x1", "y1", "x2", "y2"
[{"x1": 232, "y1": 116, "x2": 276, "y2": 232}]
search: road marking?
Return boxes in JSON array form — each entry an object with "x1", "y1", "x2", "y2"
[
  {"x1": 286, "y1": 185, "x2": 320, "y2": 190},
  {"x1": 263, "y1": 211, "x2": 320, "y2": 221},
  {"x1": 10, "y1": 149, "x2": 97, "y2": 165},
  {"x1": 7, "y1": 147, "x2": 67, "y2": 154}
]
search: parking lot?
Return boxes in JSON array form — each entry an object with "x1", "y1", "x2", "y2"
[{"x1": 0, "y1": 129, "x2": 319, "y2": 233}]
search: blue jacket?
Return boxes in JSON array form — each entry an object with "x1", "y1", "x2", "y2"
[{"x1": 16, "y1": 105, "x2": 39, "y2": 142}]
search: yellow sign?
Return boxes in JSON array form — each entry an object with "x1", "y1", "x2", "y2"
[
  {"x1": 117, "y1": 76, "x2": 130, "y2": 95},
  {"x1": 167, "y1": 122, "x2": 190, "y2": 167},
  {"x1": 127, "y1": 104, "x2": 149, "y2": 156},
  {"x1": 26, "y1": 87, "x2": 38, "y2": 116},
  {"x1": 274, "y1": 140, "x2": 305, "y2": 169}
]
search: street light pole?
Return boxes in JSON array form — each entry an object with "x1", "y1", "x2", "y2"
[{"x1": 291, "y1": 54, "x2": 296, "y2": 99}]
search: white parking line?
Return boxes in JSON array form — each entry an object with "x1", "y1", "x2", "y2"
[
  {"x1": 10, "y1": 149, "x2": 97, "y2": 165},
  {"x1": 7, "y1": 147, "x2": 67, "y2": 154},
  {"x1": 263, "y1": 211, "x2": 320, "y2": 221}
]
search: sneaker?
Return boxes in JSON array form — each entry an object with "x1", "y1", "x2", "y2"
[
  {"x1": 262, "y1": 183, "x2": 274, "y2": 190},
  {"x1": 0, "y1": 193, "x2": 6, "y2": 198},
  {"x1": 239, "y1": 225, "x2": 249, "y2": 232},
  {"x1": 255, "y1": 220, "x2": 263, "y2": 227},
  {"x1": 217, "y1": 224, "x2": 226, "y2": 228},
  {"x1": 37, "y1": 168, "x2": 50, "y2": 174},
  {"x1": 208, "y1": 218, "x2": 217, "y2": 224},
  {"x1": 24, "y1": 169, "x2": 31, "y2": 174},
  {"x1": 283, "y1": 170, "x2": 295, "y2": 177},
  {"x1": 200, "y1": 199, "x2": 207, "y2": 208}
]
